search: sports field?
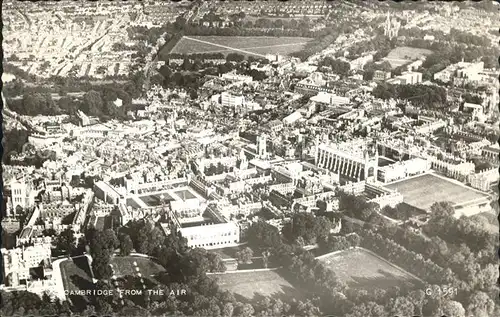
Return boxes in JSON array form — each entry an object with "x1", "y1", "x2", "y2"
[
  {"x1": 383, "y1": 46, "x2": 433, "y2": 68},
  {"x1": 385, "y1": 173, "x2": 489, "y2": 211},
  {"x1": 212, "y1": 269, "x2": 304, "y2": 302},
  {"x1": 169, "y1": 36, "x2": 312, "y2": 57},
  {"x1": 317, "y1": 248, "x2": 422, "y2": 291}
]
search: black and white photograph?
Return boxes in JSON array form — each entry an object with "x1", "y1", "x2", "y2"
[{"x1": 1, "y1": 1, "x2": 499, "y2": 316}]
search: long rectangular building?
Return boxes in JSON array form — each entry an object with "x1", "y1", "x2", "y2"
[{"x1": 315, "y1": 139, "x2": 378, "y2": 181}]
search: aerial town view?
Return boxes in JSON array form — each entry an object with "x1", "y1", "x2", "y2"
[{"x1": 1, "y1": 1, "x2": 499, "y2": 316}]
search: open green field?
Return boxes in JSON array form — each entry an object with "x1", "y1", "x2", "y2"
[
  {"x1": 317, "y1": 248, "x2": 422, "y2": 291},
  {"x1": 212, "y1": 269, "x2": 304, "y2": 302},
  {"x1": 383, "y1": 46, "x2": 433, "y2": 68},
  {"x1": 60, "y1": 256, "x2": 94, "y2": 309},
  {"x1": 110, "y1": 256, "x2": 165, "y2": 278},
  {"x1": 168, "y1": 36, "x2": 312, "y2": 57},
  {"x1": 385, "y1": 173, "x2": 489, "y2": 211}
]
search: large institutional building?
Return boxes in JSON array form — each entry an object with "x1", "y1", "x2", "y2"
[
  {"x1": 1, "y1": 243, "x2": 53, "y2": 291},
  {"x1": 315, "y1": 139, "x2": 379, "y2": 182}
]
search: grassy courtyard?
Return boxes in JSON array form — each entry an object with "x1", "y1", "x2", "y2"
[{"x1": 385, "y1": 173, "x2": 489, "y2": 211}]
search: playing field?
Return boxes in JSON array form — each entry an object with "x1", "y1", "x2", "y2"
[
  {"x1": 383, "y1": 46, "x2": 433, "y2": 68},
  {"x1": 385, "y1": 173, "x2": 489, "y2": 211},
  {"x1": 169, "y1": 36, "x2": 312, "y2": 57},
  {"x1": 317, "y1": 248, "x2": 422, "y2": 291},
  {"x1": 110, "y1": 256, "x2": 165, "y2": 278},
  {"x1": 212, "y1": 269, "x2": 304, "y2": 302}
]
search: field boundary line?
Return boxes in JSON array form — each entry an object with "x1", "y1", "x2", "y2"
[
  {"x1": 182, "y1": 36, "x2": 267, "y2": 58},
  {"x1": 207, "y1": 267, "x2": 282, "y2": 275},
  {"x1": 187, "y1": 42, "x2": 310, "y2": 55},
  {"x1": 315, "y1": 248, "x2": 352, "y2": 260},
  {"x1": 317, "y1": 247, "x2": 425, "y2": 284},
  {"x1": 430, "y1": 172, "x2": 492, "y2": 196}
]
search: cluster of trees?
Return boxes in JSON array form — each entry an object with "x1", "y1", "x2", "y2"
[
  {"x1": 224, "y1": 215, "x2": 497, "y2": 317},
  {"x1": 245, "y1": 220, "x2": 283, "y2": 250},
  {"x1": 52, "y1": 228, "x2": 79, "y2": 257},
  {"x1": 244, "y1": 68, "x2": 269, "y2": 81},
  {"x1": 338, "y1": 191, "x2": 378, "y2": 222},
  {"x1": 276, "y1": 244, "x2": 443, "y2": 317},
  {"x1": 3, "y1": 129, "x2": 29, "y2": 164},
  {"x1": 1, "y1": 291, "x2": 71, "y2": 317},
  {"x1": 355, "y1": 207, "x2": 498, "y2": 316},
  {"x1": 372, "y1": 83, "x2": 448, "y2": 108},
  {"x1": 85, "y1": 228, "x2": 119, "y2": 280},
  {"x1": 462, "y1": 93, "x2": 483, "y2": 104},
  {"x1": 290, "y1": 29, "x2": 340, "y2": 61},
  {"x1": 340, "y1": 283, "x2": 477, "y2": 317},
  {"x1": 362, "y1": 60, "x2": 393, "y2": 80},
  {"x1": 360, "y1": 230, "x2": 457, "y2": 285},
  {"x1": 156, "y1": 64, "x2": 202, "y2": 96},
  {"x1": 419, "y1": 204, "x2": 497, "y2": 290},
  {"x1": 379, "y1": 219, "x2": 497, "y2": 292},
  {"x1": 156, "y1": 57, "x2": 268, "y2": 98},
  {"x1": 204, "y1": 162, "x2": 233, "y2": 176},
  {"x1": 449, "y1": 28, "x2": 491, "y2": 47},
  {"x1": 167, "y1": 52, "x2": 225, "y2": 61},
  {"x1": 182, "y1": 22, "x2": 318, "y2": 38},
  {"x1": 318, "y1": 57, "x2": 351, "y2": 77},
  {"x1": 317, "y1": 233, "x2": 361, "y2": 253},
  {"x1": 405, "y1": 36, "x2": 499, "y2": 72},
  {"x1": 235, "y1": 246, "x2": 253, "y2": 265},
  {"x1": 6, "y1": 75, "x2": 145, "y2": 121},
  {"x1": 342, "y1": 35, "x2": 396, "y2": 62},
  {"x1": 126, "y1": 25, "x2": 171, "y2": 45},
  {"x1": 109, "y1": 220, "x2": 336, "y2": 316},
  {"x1": 8, "y1": 92, "x2": 60, "y2": 116},
  {"x1": 282, "y1": 212, "x2": 334, "y2": 245},
  {"x1": 118, "y1": 219, "x2": 226, "y2": 274},
  {"x1": 1, "y1": 228, "x2": 17, "y2": 249},
  {"x1": 398, "y1": 27, "x2": 491, "y2": 48},
  {"x1": 285, "y1": 250, "x2": 341, "y2": 297},
  {"x1": 119, "y1": 219, "x2": 164, "y2": 255},
  {"x1": 380, "y1": 204, "x2": 412, "y2": 220},
  {"x1": 249, "y1": 17, "x2": 310, "y2": 31},
  {"x1": 423, "y1": 202, "x2": 497, "y2": 254},
  {"x1": 79, "y1": 87, "x2": 132, "y2": 121},
  {"x1": 226, "y1": 52, "x2": 246, "y2": 63}
]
